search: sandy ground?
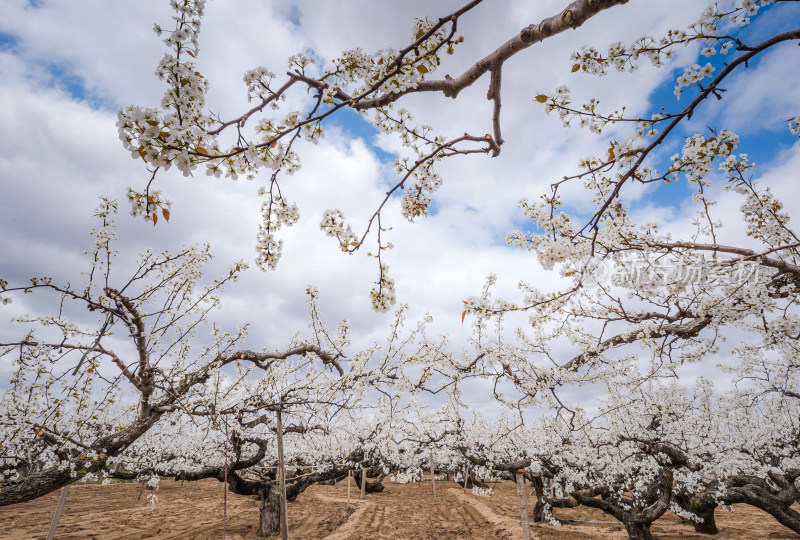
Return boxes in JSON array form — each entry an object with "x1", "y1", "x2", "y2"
[{"x1": 1, "y1": 477, "x2": 799, "y2": 539}]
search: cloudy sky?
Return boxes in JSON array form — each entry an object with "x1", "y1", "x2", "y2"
[{"x1": 1, "y1": 0, "x2": 798, "y2": 407}]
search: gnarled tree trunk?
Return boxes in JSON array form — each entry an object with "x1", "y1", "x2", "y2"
[
  {"x1": 674, "y1": 491, "x2": 718, "y2": 534},
  {"x1": 620, "y1": 517, "x2": 655, "y2": 540},
  {"x1": 722, "y1": 471, "x2": 800, "y2": 534},
  {"x1": 572, "y1": 468, "x2": 673, "y2": 540}
]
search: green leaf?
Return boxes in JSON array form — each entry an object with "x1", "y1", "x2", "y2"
[{"x1": 535, "y1": 95, "x2": 548, "y2": 103}]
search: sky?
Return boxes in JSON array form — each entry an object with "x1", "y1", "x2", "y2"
[{"x1": 1, "y1": 0, "x2": 799, "y2": 412}]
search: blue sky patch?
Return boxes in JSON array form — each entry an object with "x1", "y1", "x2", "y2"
[
  {"x1": 37, "y1": 61, "x2": 111, "y2": 111},
  {"x1": 327, "y1": 106, "x2": 395, "y2": 164},
  {"x1": 0, "y1": 32, "x2": 19, "y2": 51}
]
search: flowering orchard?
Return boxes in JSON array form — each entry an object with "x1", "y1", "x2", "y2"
[{"x1": 2, "y1": 0, "x2": 800, "y2": 539}]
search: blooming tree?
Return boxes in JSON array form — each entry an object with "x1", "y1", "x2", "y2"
[
  {"x1": 455, "y1": 0, "x2": 800, "y2": 537},
  {"x1": 118, "y1": 0, "x2": 642, "y2": 311},
  {"x1": 0, "y1": 201, "x2": 357, "y2": 507}
]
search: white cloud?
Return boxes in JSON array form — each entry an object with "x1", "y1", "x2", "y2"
[{"x1": 2, "y1": 0, "x2": 793, "y2": 420}]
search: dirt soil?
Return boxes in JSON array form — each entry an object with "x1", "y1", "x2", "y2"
[{"x1": 1, "y1": 477, "x2": 799, "y2": 539}]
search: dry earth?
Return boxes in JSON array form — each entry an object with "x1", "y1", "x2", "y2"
[{"x1": 1, "y1": 477, "x2": 799, "y2": 539}]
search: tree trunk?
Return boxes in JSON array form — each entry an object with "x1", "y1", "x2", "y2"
[
  {"x1": 724, "y1": 484, "x2": 800, "y2": 533},
  {"x1": 675, "y1": 492, "x2": 718, "y2": 534},
  {"x1": 461, "y1": 469, "x2": 489, "y2": 490},
  {"x1": 571, "y1": 469, "x2": 672, "y2": 540},
  {"x1": 622, "y1": 518, "x2": 654, "y2": 540},
  {"x1": 259, "y1": 488, "x2": 281, "y2": 538},
  {"x1": 531, "y1": 476, "x2": 546, "y2": 523},
  {"x1": 692, "y1": 506, "x2": 719, "y2": 535},
  {"x1": 352, "y1": 467, "x2": 385, "y2": 494}
]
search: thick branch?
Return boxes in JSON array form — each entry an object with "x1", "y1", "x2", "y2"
[{"x1": 355, "y1": 0, "x2": 630, "y2": 109}]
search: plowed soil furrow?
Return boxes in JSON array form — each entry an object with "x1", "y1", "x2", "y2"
[
  {"x1": 372, "y1": 505, "x2": 386, "y2": 529},
  {"x1": 362, "y1": 500, "x2": 380, "y2": 529}
]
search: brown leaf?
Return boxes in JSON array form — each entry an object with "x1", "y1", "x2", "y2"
[
  {"x1": 416, "y1": 65, "x2": 429, "y2": 75},
  {"x1": 162, "y1": 208, "x2": 170, "y2": 222},
  {"x1": 571, "y1": 63, "x2": 581, "y2": 73},
  {"x1": 152, "y1": 213, "x2": 158, "y2": 227},
  {"x1": 461, "y1": 311, "x2": 466, "y2": 324},
  {"x1": 535, "y1": 95, "x2": 548, "y2": 103},
  {"x1": 138, "y1": 146, "x2": 146, "y2": 161},
  {"x1": 197, "y1": 147, "x2": 209, "y2": 156}
]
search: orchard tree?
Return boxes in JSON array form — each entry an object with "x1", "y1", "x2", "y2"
[
  {"x1": 0, "y1": 201, "x2": 366, "y2": 507},
  {"x1": 112, "y1": 406, "x2": 367, "y2": 536},
  {"x1": 106, "y1": 301, "x2": 455, "y2": 537}
]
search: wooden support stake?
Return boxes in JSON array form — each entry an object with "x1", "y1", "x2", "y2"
[
  {"x1": 46, "y1": 484, "x2": 70, "y2": 540},
  {"x1": 276, "y1": 406, "x2": 290, "y2": 540},
  {"x1": 430, "y1": 449, "x2": 436, "y2": 500},
  {"x1": 515, "y1": 470, "x2": 531, "y2": 540},
  {"x1": 189, "y1": 480, "x2": 197, "y2": 498},
  {"x1": 359, "y1": 466, "x2": 366, "y2": 500},
  {"x1": 463, "y1": 463, "x2": 468, "y2": 492},
  {"x1": 347, "y1": 470, "x2": 351, "y2": 506},
  {"x1": 138, "y1": 480, "x2": 146, "y2": 500}
]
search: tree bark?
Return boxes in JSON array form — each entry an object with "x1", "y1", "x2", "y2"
[
  {"x1": 621, "y1": 517, "x2": 655, "y2": 540},
  {"x1": 259, "y1": 487, "x2": 281, "y2": 538},
  {"x1": 352, "y1": 467, "x2": 385, "y2": 494},
  {"x1": 674, "y1": 491, "x2": 718, "y2": 535},
  {"x1": 722, "y1": 474, "x2": 800, "y2": 533},
  {"x1": 531, "y1": 476, "x2": 546, "y2": 523},
  {"x1": 571, "y1": 469, "x2": 673, "y2": 540}
]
